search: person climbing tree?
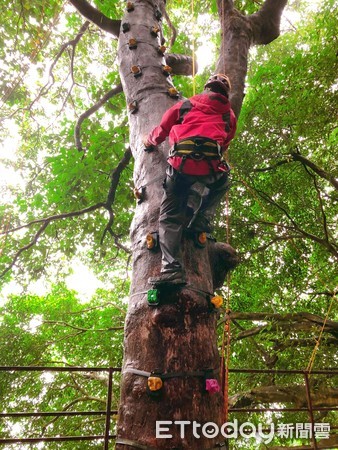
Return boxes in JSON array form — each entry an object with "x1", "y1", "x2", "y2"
[{"x1": 143, "y1": 74, "x2": 237, "y2": 286}]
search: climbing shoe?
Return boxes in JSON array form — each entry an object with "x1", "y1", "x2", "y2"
[{"x1": 148, "y1": 271, "x2": 187, "y2": 287}]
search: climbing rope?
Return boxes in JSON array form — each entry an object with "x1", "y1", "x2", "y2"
[
  {"x1": 306, "y1": 293, "x2": 336, "y2": 373},
  {"x1": 191, "y1": 0, "x2": 196, "y2": 95}
]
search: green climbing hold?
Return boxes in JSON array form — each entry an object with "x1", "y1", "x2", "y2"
[{"x1": 147, "y1": 289, "x2": 160, "y2": 306}]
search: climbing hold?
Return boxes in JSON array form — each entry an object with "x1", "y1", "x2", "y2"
[
  {"x1": 131, "y1": 65, "x2": 142, "y2": 78},
  {"x1": 162, "y1": 65, "x2": 172, "y2": 77},
  {"x1": 167, "y1": 87, "x2": 179, "y2": 98},
  {"x1": 195, "y1": 232, "x2": 207, "y2": 247},
  {"x1": 150, "y1": 25, "x2": 160, "y2": 36},
  {"x1": 146, "y1": 232, "x2": 159, "y2": 250},
  {"x1": 154, "y1": 8, "x2": 162, "y2": 20},
  {"x1": 128, "y1": 100, "x2": 138, "y2": 114},
  {"x1": 133, "y1": 186, "x2": 145, "y2": 203},
  {"x1": 122, "y1": 22, "x2": 130, "y2": 33},
  {"x1": 211, "y1": 295, "x2": 223, "y2": 308},
  {"x1": 126, "y1": 1, "x2": 134, "y2": 12},
  {"x1": 147, "y1": 289, "x2": 160, "y2": 306},
  {"x1": 205, "y1": 378, "x2": 221, "y2": 394},
  {"x1": 147, "y1": 372, "x2": 163, "y2": 398},
  {"x1": 148, "y1": 376, "x2": 163, "y2": 391},
  {"x1": 128, "y1": 38, "x2": 137, "y2": 49},
  {"x1": 157, "y1": 45, "x2": 166, "y2": 55}
]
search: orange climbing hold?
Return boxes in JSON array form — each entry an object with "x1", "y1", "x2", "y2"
[
  {"x1": 147, "y1": 376, "x2": 163, "y2": 392},
  {"x1": 211, "y1": 295, "x2": 223, "y2": 308}
]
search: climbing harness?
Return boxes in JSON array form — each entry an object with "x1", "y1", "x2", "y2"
[
  {"x1": 169, "y1": 137, "x2": 231, "y2": 175},
  {"x1": 171, "y1": 137, "x2": 221, "y2": 158}
]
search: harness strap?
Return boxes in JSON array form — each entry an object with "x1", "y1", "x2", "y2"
[
  {"x1": 116, "y1": 438, "x2": 157, "y2": 450},
  {"x1": 124, "y1": 367, "x2": 219, "y2": 379},
  {"x1": 129, "y1": 285, "x2": 214, "y2": 300},
  {"x1": 116, "y1": 438, "x2": 227, "y2": 449},
  {"x1": 170, "y1": 138, "x2": 221, "y2": 174},
  {"x1": 179, "y1": 99, "x2": 193, "y2": 123}
]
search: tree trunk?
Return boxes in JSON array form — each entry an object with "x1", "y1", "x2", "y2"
[{"x1": 116, "y1": 1, "x2": 287, "y2": 448}]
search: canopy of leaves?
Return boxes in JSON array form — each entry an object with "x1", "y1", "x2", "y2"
[{"x1": 0, "y1": 0, "x2": 337, "y2": 448}]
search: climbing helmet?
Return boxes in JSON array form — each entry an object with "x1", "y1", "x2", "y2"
[{"x1": 204, "y1": 73, "x2": 231, "y2": 96}]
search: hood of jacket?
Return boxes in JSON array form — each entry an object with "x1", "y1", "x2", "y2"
[{"x1": 189, "y1": 91, "x2": 231, "y2": 115}]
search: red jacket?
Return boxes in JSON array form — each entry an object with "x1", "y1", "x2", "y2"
[{"x1": 147, "y1": 92, "x2": 237, "y2": 175}]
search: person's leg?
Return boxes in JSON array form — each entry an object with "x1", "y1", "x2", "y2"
[
  {"x1": 159, "y1": 167, "x2": 194, "y2": 274},
  {"x1": 189, "y1": 173, "x2": 230, "y2": 232}
]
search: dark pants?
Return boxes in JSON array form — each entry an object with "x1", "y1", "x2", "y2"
[{"x1": 159, "y1": 165, "x2": 230, "y2": 274}]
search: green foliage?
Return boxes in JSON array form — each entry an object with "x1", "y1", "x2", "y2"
[
  {"x1": 0, "y1": 0, "x2": 337, "y2": 448},
  {"x1": 0, "y1": 282, "x2": 126, "y2": 447}
]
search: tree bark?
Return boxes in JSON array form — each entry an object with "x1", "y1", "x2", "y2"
[
  {"x1": 217, "y1": 0, "x2": 287, "y2": 117},
  {"x1": 114, "y1": 1, "x2": 287, "y2": 448}
]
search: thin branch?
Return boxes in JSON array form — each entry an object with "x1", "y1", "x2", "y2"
[
  {"x1": 101, "y1": 148, "x2": 133, "y2": 244},
  {"x1": 0, "y1": 220, "x2": 50, "y2": 278},
  {"x1": 255, "y1": 190, "x2": 338, "y2": 258},
  {"x1": 162, "y1": 7, "x2": 177, "y2": 48},
  {"x1": 291, "y1": 151, "x2": 338, "y2": 192},
  {"x1": 304, "y1": 164, "x2": 330, "y2": 243},
  {"x1": 0, "y1": 203, "x2": 105, "y2": 279},
  {"x1": 246, "y1": 234, "x2": 303, "y2": 256},
  {"x1": 40, "y1": 394, "x2": 106, "y2": 435},
  {"x1": 68, "y1": 0, "x2": 121, "y2": 37},
  {"x1": 218, "y1": 311, "x2": 338, "y2": 340},
  {"x1": 43, "y1": 320, "x2": 124, "y2": 332},
  {"x1": 75, "y1": 84, "x2": 123, "y2": 152},
  {"x1": 4, "y1": 21, "x2": 90, "y2": 121},
  {"x1": 253, "y1": 159, "x2": 290, "y2": 172},
  {"x1": 2, "y1": 203, "x2": 105, "y2": 236}
]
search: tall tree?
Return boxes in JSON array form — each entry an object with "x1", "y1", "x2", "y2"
[
  {"x1": 62, "y1": 0, "x2": 288, "y2": 448},
  {"x1": 0, "y1": 0, "x2": 337, "y2": 449}
]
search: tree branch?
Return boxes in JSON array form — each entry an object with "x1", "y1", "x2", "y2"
[
  {"x1": 230, "y1": 384, "x2": 338, "y2": 409},
  {"x1": 165, "y1": 54, "x2": 197, "y2": 76},
  {"x1": 249, "y1": 0, "x2": 288, "y2": 45},
  {"x1": 68, "y1": 0, "x2": 121, "y2": 37},
  {"x1": 255, "y1": 190, "x2": 338, "y2": 259},
  {"x1": 162, "y1": 7, "x2": 177, "y2": 48},
  {"x1": 2, "y1": 203, "x2": 106, "y2": 236},
  {"x1": 101, "y1": 148, "x2": 133, "y2": 244},
  {"x1": 0, "y1": 220, "x2": 50, "y2": 279},
  {"x1": 75, "y1": 84, "x2": 124, "y2": 152},
  {"x1": 269, "y1": 435, "x2": 338, "y2": 450},
  {"x1": 43, "y1": 320, "x2": 124, "y2": 332},
  {"x1": 0, "y1": 203, "x2": 105, "y2": 278},
  {"x1": 208, "y1": 242, "x2": 240, "y2": 290},
  {"x1": 291, "y1": 152, "x2": 338, "y2": 192},
  {"x1": 219, "y1": 311, "x2": 338, "y2": 340}
]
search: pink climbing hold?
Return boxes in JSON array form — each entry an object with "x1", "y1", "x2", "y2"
[{"x1": 205, "y1": 378, "x2": 221, "y2": 394}]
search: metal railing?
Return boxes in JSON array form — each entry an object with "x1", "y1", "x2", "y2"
[
  {"x1": 0, "y1": 366, "x2": 337, "y2": 449},
  {"x1": 0, "y1": 366, "x2": 121, "y2": 449}
]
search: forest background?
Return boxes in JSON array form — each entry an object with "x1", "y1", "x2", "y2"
[{"x1": 0, "y1": 0, "x2": 337, "y2": 448}]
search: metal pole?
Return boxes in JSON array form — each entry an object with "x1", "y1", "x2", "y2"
[
  {"x1": 304, "y1": 371, "x2": 318, "y2": 450},
  {"x1": 104, "y1": 367, "x2": 114, "y2": 450}
]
